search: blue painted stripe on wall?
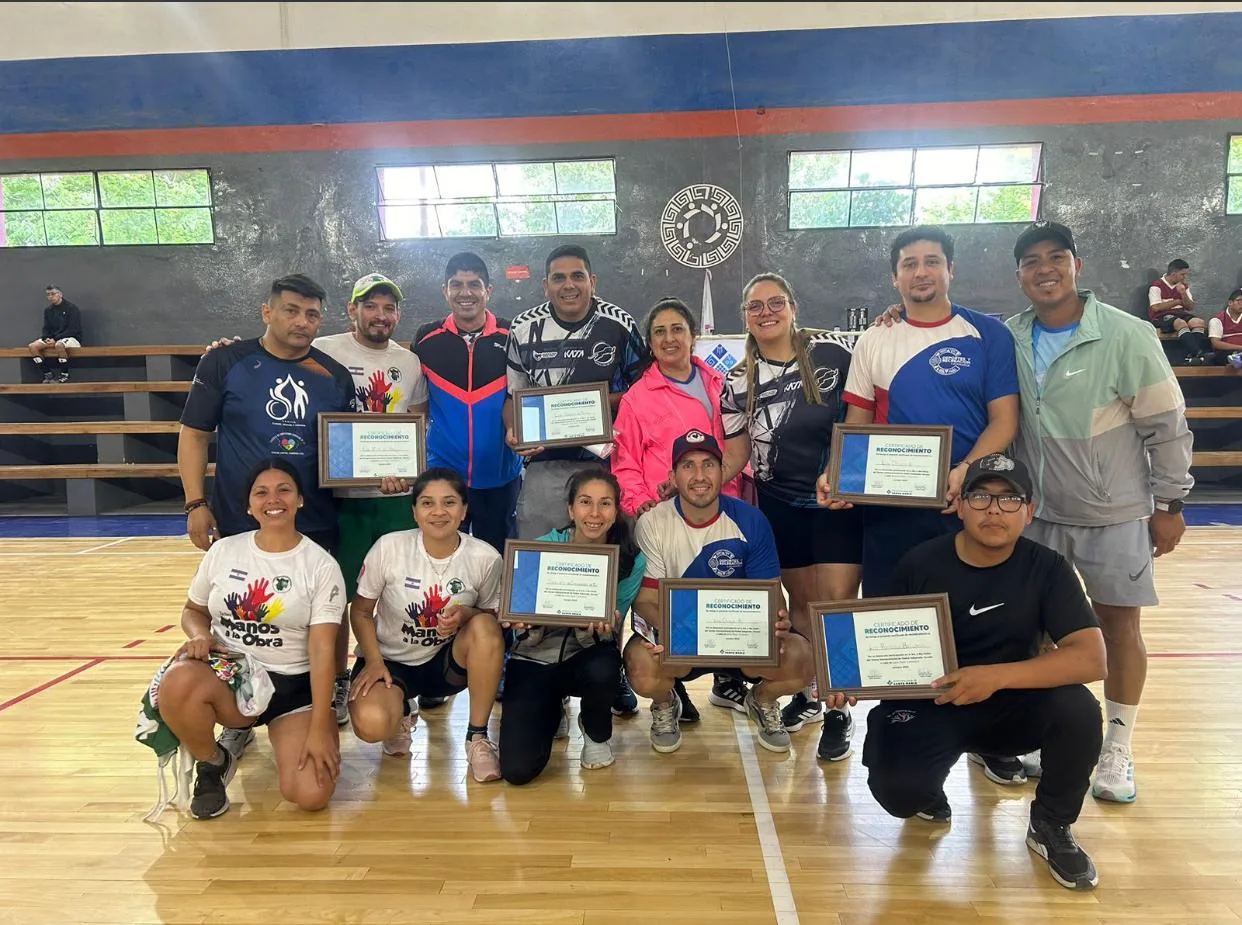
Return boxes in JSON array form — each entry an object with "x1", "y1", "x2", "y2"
[{"x1": 1, "y1": 14, "x2": 1240, "y2": 135}]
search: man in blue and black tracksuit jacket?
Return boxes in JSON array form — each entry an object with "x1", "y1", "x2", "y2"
[{"x1": 414, "y1": 252, "x2": 523, "y2": 553}]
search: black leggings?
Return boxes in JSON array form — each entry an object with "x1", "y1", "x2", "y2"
[
  {"x1": 499, "y1": 644, "x2": 621, "y2": 785},
  {"x1": 862, "y1": 685, "x2": 1102, "y2": 826}
]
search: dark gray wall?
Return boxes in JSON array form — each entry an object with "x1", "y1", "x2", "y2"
[{"x1": 3, "y1": 120, "x2": 1240, "y2": 344}]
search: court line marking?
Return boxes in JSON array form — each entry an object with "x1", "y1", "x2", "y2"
[
  {"x1": 0, "y1": 551, "x2": 201, "y2": 558},
  {"x1": 74, "y1": 537, "x2": 132, "y2": 555},
  {"x1": 731, "y1": 711, "x2": 799, "y2": 925},
  {"x1": 0, "y1": 658, "x2": 105, "y2": 713}
]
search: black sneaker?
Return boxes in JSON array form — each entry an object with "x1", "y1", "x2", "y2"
[
  {"x1": 708, "y1": 674, "x2": 748, "y2": 713},
  {"x1": 816, "y1": 707, "x2": 855, "y2": 761},
  {"x1": 674, "y1": 679, "x2": 700, "y2": 724},
  {"x1": 968, "y1": 752, "x2": 1028, "y2": 785},
  {"x1": 419, "y1": 694, "x2": 450, "y2": 709},
  {"x1": 190, "y1": 749, "x2": 237, "y2": 820},
  {"x1": 56, "y1": 369, "x2": 70, "y2": 383},
  {"x1": 40, "y1": 369, "x2": 56, "y2": 383},
  {"x1": 781, "y1": 690, "x2": 825, "y2": 732},
  {"x1": 1026, "y1": 816, "x2": 1099, "y2": 890},
  {"x1": 916, "y1": 791, "x2": 952, "y2": 823},
  {"x1": 612, "y1": 668, "x2": 639, "y2": 716}
]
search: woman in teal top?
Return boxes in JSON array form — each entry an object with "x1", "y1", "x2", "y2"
[{"x1": 499, "y1": 468, "x2": 645, "y2": 783}]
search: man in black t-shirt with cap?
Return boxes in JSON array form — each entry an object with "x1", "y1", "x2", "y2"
[{"x1": 859, "y1": 452, "x2": 1107, "y2": 891}]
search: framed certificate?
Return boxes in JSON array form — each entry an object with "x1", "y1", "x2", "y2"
[
  {"x1": 318, "y1": 412, "x2": 427, "y2": 488},
  {"x1": 827, "y1": 423, "x2": 953, "y2": 509},
  {"x1": 656, "y1": 578, "x2": 782, "y2": 669},
  {"x1": 512, "y1": 382, "x2": 613, "y2": 450},
  {"x1": 499, "y1": 540, "x2": 620, "y2": 629},
  {"x1": 808, "y1": 594, "x2": 958, "y2": 700}
]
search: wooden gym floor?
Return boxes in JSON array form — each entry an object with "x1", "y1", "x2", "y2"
[{"x1": 0, "y1": 529, "x2": 1240, "y2": 925}]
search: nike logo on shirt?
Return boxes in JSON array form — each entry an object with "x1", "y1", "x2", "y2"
[
  {"x1": 968, "y1": 603, "x2": 1004, "y2": 615},
  {"x1": 1065, "y1": 368, "x2": 1087, "y2": 378}
]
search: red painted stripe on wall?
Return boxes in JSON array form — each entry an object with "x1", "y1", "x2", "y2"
[{"x1": 3, "y1": 91, "x2": 1242, "y2": 160}]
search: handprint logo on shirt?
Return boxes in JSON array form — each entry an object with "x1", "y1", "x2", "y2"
[
  {"x1": 224, "y1": 578, "x2": 285, "y2": 624},
  {"x1": 356, "y1": 370, "x2": 403, "y2": 413},
  {"x1": 405, "y1": 584, "x2": 452, "y2": 628}
]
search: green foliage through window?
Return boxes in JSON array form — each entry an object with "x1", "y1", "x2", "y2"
[
  {"x1": 378, "y1": 160, "x2": 617, "y2": 239},
  {"x1": 788, "y1": 144, "x2": 1043, "y2": 229},
  {"x1": 1227, "y1": 136, "x2": 1242, "y2": 215},
  {"x1": 0, "y1": 169, "x2": 214, "y2": 247}
]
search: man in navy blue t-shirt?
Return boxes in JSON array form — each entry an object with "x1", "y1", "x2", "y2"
[{"x1": 178, "y1": 274, "x2": 355, "y2": 742}]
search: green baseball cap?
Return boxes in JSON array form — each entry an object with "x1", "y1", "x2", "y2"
[{"x1": 350, "y1": 272, "x2": 403, "y2": 303}]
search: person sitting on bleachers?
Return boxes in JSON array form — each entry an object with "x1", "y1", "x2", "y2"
[
  {"x1": 1207, "y1": 288, "x2": 1242, "y2": 369},
  {"x1": 27, "y1": 285, "x2": 82, "y2": 383},
  {"x1": 1148, "y1": 260, "x2": 1211, "y2": 364}
]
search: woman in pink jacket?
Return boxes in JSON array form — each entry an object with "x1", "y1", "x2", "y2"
[{"x1": 613, "y1": 297, "x2": 742, "y2": 519}]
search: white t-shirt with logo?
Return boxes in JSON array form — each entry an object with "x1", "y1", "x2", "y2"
[
  {"x1": 313, "y1": 332, "x2": 429, "y2": 500},
  {"x1": 187, "y1": 532, "x2": 347, "y2": 675},
  {"x1": 355, "y1": 529, "x2": 503, "y2": 666}
]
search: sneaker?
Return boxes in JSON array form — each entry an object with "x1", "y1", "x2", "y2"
[
  {"x1": 781, "y1": 690, "x2": 825, "y2": 732},
  {"x1": 218, "y1": 727, "x2": 255, "y2": 762},
  {"x1": 40, "y1": 370, "x2": 56, "y2": 384},
  {"x1": 419, "y1": 694, "x2": 450, "y2": 709},
  {"x1": 1021, "y1": 750, "x2": 1043, "y2": 780},
  {"x1": 675, "y1": 679, "x2": 700, "y2": 723},
  {"x1": 816, "y1": 708, "x2": 854, "y2": 762},
  {"x1": 1092, "y1": 742, "x2": 1136, "y2": 803},
  {"x1": 708, "y1": 675, "x2": 748, "y2": 713},
  {"x1": 332, "y1": 674, "x2": 350, "y2": 727},
  {"x1": 1026, "y1": 816, "x2": 1099, "y2": 890},
  {"x1": 578, "y1": 715, "x2": 615, "y2": 770},
  {"x1": 190, "y1": 749, "x2": 237, "y2": 820},
  {"x1": 649, "y1": 695, "x2": 683, "y2": 753},
  {"x1": 56, "y1": 369, "x2": 70, "y2": 383},
  {"x1": 554, "y1": 698, "x2": 570, "y2": 739},
  {"x1": 465, "y1": 736, "x2": 501, "y2": 782},
  {"x1": 744, "y1": 690, "x2": 791, "y2": 753},
  {"x1": 382, "y1": 713, "x2": 417, "y2": 758},
  {"x1": 969, "y1": 752, "x2": 1028, "y2": 786},
  {"x1": 612, "y1": 668, "x2": 639, "y2": 716},
  {"x1": 916, "y1": 791, "x2": 952, "y2": 823}
]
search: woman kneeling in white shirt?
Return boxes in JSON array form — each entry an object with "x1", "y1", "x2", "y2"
[
  {"x1": 159, "y1": 458, "x2": 347, "y2": 820},
  {"x1": 348, "y1": 467, "x2": 507, "y2": 783}
]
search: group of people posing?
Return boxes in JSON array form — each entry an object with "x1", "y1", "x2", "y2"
[{"x1": 154, "y1": 221, "x2": 1195, "y2": 893}]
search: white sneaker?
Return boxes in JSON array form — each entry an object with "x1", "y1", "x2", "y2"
[
  {"x1": 1021, "y1": 750, "x2": 1043, "y2": 780},
  {"x1": 1092, "y1": 742, "x2": 1136, "y2": 803},
  {"x1": 382, "y1": 714, "x2": 417, "y2": 757},
  {"x1": 554, "y1": 697, "x2": 570, "y2": 739},
  {"x1": 578, "y1": 715, "x2": 615, "y2": 770}
]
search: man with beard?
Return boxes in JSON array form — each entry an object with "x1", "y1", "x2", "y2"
[{"x1": 815, "y1": 225, "x2": 1021, "y2": 778}]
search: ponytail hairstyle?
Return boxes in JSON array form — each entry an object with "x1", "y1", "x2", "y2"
[
  {"x1": 737, "y1": 272, "x2": 825, "y2": 420},
  {"x1": 638, "y1": 297, "x2": 699, "y2": 375},
  {"x1": 560, "y1": 467, "x2": 641, "y2": 579}
]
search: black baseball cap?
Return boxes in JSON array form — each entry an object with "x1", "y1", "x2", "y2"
[
  {"x1": 671, "y1": 429, "x2": 723, "y2": 468},
  {"x1": 1013, "y1": 221, "x2": 1077, "y2": 263},
  {"x1": 963, "y1": 453, "x2": 1034, "y2": 500}
]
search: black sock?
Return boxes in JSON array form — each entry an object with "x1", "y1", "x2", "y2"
[
  {"x1": 1193, "y1": 331, "x2": 1212, "y2": 355},
  {"x1": 466, "y1": 723, "x2": 489, "y2": 743},
  {"x1": 32, "y1": 356, "x2": 43, "y2": 365},
  {"x1": 58, "y1": 357, "x2": 68, "y2": 365}
]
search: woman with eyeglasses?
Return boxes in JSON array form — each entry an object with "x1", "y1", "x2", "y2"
[{"x1": 718, "y1": 272, "x2": 861, "y2": 762}]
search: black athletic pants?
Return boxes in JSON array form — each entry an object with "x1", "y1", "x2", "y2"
[
  {"x1": 465, "y1": 476, "x2": 521, "y2": 555},
  {"x1": 499, "y1": 643, "x2": 621, "y2": 785},
  {"x1": 862, "y1": 685, "x2": 1102, "y2": 826}
]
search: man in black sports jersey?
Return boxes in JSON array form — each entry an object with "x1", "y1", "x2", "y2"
[
  {"x1": 860, "y1": 453, "x2": 1107, "y2": 891},
  {"x1": 503, "y1": 244, "x2": 645, "y2": 539}
]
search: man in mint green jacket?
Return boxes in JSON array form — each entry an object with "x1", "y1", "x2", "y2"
[{"x1": 1006, "y1": 222, "x2": 1194, "y2": 806}]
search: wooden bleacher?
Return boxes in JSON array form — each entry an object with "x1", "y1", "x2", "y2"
[{"x1": 0, "y1": 345, "x2": 208, "y2": 515}]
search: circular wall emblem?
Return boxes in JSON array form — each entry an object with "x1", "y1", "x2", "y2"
[{"x1": 660, "y1": 185, "x2": 744, "y2": 269}]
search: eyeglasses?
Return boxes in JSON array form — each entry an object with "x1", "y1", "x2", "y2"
[
  {"x1": 744, "y1": 296, "x2": 789, "y2": 315},
  {"x1": 964, "y1": 491, "x2": 1026, "y2": 513}
]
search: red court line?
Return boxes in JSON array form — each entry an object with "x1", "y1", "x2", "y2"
[
  {"x1": 155, "y1": 624, "x2": 175, "y2": 633},
  {"x1": 122, "y1": 639, "x2": 144, "y2": 649},
  {"x1": 0, "y1": 659, "x2": 105, "y2": 713},
  {"x1": 0, "y1": 655, "x2": 165, "y2": 661},
  {"x1": 5, "y1": 91, "x2": 1242, "y2": 158}
]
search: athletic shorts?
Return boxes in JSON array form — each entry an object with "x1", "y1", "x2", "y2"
[
  {"x1": 349, "y1": 643, "x2": 467, "y2": 715},
  {"x1": 252, "y1": 670, "x2": 314, "y2": 726},
  {"x1": 1152, "y1": 313, "x2": 1194, "y2": 334},
  {"x1": 757, "y1": 487, "x2": 863, "y2": 568},
  {"x1": 336, "y1": 494, "x2": 414, "y2": 597},
  {"x1": 1025, "y1": 517, "x2": 1158, "y2": 608}
]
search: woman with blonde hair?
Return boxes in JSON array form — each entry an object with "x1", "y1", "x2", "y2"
[{"x1": 718, "y1": 273, "x2": 861, "y2": 762}]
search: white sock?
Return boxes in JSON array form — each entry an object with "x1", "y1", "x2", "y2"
[{"x1": 1104, "y1": 700, "x2": 1138, "y2": 750}]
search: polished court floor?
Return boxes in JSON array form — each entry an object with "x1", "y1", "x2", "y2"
[{"x1": 0, "y1": 526, "x2": 1239, "y2": 924}]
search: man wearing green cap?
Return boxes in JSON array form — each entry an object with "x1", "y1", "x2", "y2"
[{"x1": 313, "y1": 273, "x2": 428, "y2": 723}]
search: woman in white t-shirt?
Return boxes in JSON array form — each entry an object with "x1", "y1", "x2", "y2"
[
  {"x1": 348, "y1": 467, "x2": 507, "y2": 783},
  {"x1": 157, "y1": 458, "x2": 347, "y2": 820}
]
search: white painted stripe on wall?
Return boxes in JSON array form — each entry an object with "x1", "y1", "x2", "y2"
[{"x1": 2, "y1": 2, "x2": 1242, "y2": 63}]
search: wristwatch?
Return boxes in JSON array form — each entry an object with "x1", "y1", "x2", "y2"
[{"x1": 1154, "y1": 498, "x2": 1185, "y2": 515}]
